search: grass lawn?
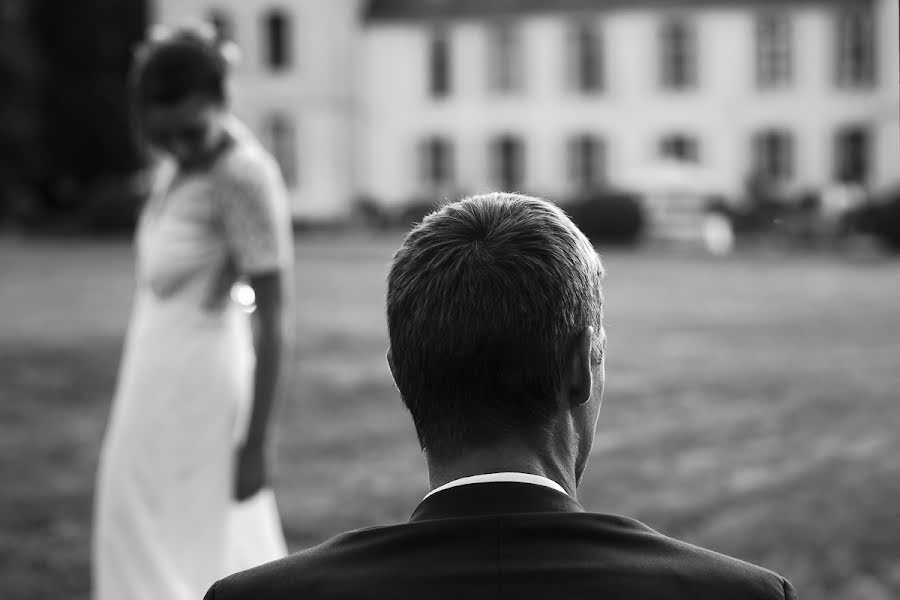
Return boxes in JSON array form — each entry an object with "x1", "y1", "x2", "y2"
[{"x1": 1, "y1": 235, "x2": 898, "y2": 599}]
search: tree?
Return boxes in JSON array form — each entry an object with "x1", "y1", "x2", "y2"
[
  {"x1": 29, "y1": 0, "x2": 147, "y2": 213},
  {"x1": 0, "y1": 0, "x2": 43, "y2": 222}
]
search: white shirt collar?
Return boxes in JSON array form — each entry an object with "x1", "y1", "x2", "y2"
[{"x1": 424, "y1": 472, "x2": 568, "y2": 500}]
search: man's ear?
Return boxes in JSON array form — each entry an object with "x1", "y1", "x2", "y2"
[
  {"x1": 386, "y1": 347, "x2": 399, "y2": 390},
  {"x1": 568, "y1": 326, "x2": 593, "y2": 407}
]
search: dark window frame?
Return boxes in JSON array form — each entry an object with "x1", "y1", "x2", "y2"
[
  {"x1": 569, "y1": 134, "x2": 606, "y2": 190},
  {"x1": 753, "y1": 129, "x2": 795, "y2": 183},
  {"x1": 834, "y1": 125, "x2": 870, "y2": 184},
  {"x1": 659, "y1": 133, "x2": 701, "y2": 162},
  {"x1": 420, "y1": 136, "x2": 455, "y2": 188},
  {"x1": 756, "y1": 13, "x2": 793, "y2": 89},
  {"x1": 264, "y1": 8, "x2": 292, "y2": 71},
  {"x1": 428, "y1": 26, "x2": 451, "y2": 98},
  {"x1": 835, "y1": 8, "x2": 876, "y2": 88},
  {"x1": 659, "y1": 18, "x2": 698, "y2": 90},
  {"x1": 492, "y1": 134, "x2": 525, "y2": 191},
  {"x1": 488, "y1": 20, "x2": 524, "y2": 94},
  {"x1": 569, "y1": 18, "x2": 604, "y2": 93}
]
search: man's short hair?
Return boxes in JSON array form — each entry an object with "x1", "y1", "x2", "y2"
[{"x1": 387, "y1": 193, "x2": 604, "y2": 460}]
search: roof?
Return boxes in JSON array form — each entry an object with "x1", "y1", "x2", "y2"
[{"x1": 364, "y1": 0, "x2": 863, "y2": 22}]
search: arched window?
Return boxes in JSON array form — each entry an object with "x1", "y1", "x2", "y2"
[
  {"x1": 419, "y1": 136, "x2": 454, "y2": 188},
  {"x1": 265, "y1": 113, "x2": 297, "y2": 186},
  {"x1": 264, "y1": 8, "x2": 292, "y2": 71},
  {"x1": 753, "y1": 129, "x2": 794, "y2": 182},
  {"x1": 659, "y1": 133, "x2": 700, "y2": 162},
  {"x1": 568, "y1": 134, "x2": 606, "y2": 190},
  {"x1": 207, "y1": 8, "x2": 234, "y2": 42},
  {"x1": 492, "y1": 134, "x2": 525, "y2": 191}
]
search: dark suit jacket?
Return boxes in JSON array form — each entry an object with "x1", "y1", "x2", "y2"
[{"x1": 205, "y1": 482, "x2": 796, "y2": 599}]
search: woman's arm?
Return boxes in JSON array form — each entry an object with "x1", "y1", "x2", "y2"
[
  {"x1": 234, "y1": 267, "x2": 295, "y2": 501},
  {"x1": 212, "y1": 143, "x2": 295, "y2": 500}
]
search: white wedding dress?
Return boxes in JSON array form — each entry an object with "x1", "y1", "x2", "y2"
[{"x1": 93, "y1": 120, "x2": 292, "y2": 600}]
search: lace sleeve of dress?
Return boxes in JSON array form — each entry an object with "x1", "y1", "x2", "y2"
[{"x1": 215, "y1": 150, "x2": 292, "y2": 275}]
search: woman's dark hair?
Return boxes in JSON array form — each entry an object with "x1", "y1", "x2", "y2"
[{"x1": 131, "y1": 23, "x2": 234, "y2": 108}]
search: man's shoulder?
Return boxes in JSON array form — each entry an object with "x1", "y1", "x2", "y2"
[
  {"x1": 205, "y1": 525, "x2": 397, "y2": 599},
  {"x1": 567, "y1": 512, "x2": 792, "y2": 598},
  {"x1": 206, "y1": 513, "x2": 794, "y2": 600}
]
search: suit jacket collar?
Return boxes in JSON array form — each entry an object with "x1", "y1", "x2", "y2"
[{"x1": 409, "y1": 481, "x2": 585, "y2": 523}]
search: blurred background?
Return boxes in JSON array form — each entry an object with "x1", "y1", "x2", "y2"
[{"x1": 1, "y1": 0, "x2": 898, "y2": 598}]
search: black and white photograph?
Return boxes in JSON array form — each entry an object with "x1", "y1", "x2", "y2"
[{"x1": 1, "y1": 0, "x2": 898, "y2": 598}]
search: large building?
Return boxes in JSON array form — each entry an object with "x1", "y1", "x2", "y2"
[
  {"x1": 153, "y1": 0, "x2": 899, "y2": 220},
  {"x1": 152, "y1": 0, "x2": 364, "y2": 221},
  {"x1": 361, "y1": 0, "x2": 899, "y2": 209}
]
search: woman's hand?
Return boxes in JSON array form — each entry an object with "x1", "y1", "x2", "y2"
[
  {"x1": 234, "y1": 441, "x2": 268, "y2": 501},
  {"x1": 232, "y1": 270, "x2": 293, "y2": 502}
]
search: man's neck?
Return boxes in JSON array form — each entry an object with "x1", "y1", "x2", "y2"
[{"x1": 426, "y1": 440, "x2": 578, "y2": 498}]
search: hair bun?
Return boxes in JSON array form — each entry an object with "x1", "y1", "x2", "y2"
[{"x1": 130, "y1": 18, "x2": 236, "y2": 106}]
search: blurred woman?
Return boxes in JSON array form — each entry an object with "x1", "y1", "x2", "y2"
[{"x1": 93, "y1": 22, "x2": 294, "y2": 600}]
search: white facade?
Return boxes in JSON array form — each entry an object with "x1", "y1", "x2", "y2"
[
  {"x1": 151, "y1": 0, "x2": 899, "y2": 217},
  {"x1": 360, "y1": 0, "x2": 900, "y2": 208},
  {"x1": 152, "y1": 0, "x2": 363, "y2": 221}
]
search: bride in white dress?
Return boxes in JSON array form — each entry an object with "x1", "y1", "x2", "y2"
[{"x1": 93, "y1": 23, "x2": 294, "y2": 600}]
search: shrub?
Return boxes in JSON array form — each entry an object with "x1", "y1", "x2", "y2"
[
  {"x1": 846, "y1": 186, "x2": 900, "y2": 251},
  {"x1": 352, "y1": 195, "x2": 390, "y2": 230},
  {"x1": 877, "y1": 198, "x2": 900, "y2": 251},
  {"x1": 399, "y1": 198, "x2": 443, "y2": 228},
  {"x1": 79, "y1": 172, "x2": 148, "y2": 234},
  {"x1": 563, "y1": 188, "x2": 646, "y2": 245}
]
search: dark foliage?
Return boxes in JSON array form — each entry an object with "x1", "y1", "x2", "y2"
[
  {"x1": 0, "y1": 0, "x2": 43, "y2": 221},
  {"x1": 352, "y1": 196, "x2": 391, "y2": 229},
  {"x1": 14, "y1": 0, "x2": 148, "y2": 228},
  {"x1": 845, "y1": 186, "x2": 900, "y2": 251},
  {"x1": 353, "y1": 195, "x2": 450, "y2": 230},
  {"x1": 399, "y1": 197, "x2": 444, "y2": 228},
  {"x1": 711, "y1": 188, "x2": 822, "y2": 238},
  {"x1": 563, "y1": 188, "x2": 646, "y2": 245}
]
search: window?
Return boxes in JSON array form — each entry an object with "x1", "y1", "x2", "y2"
[
  {"x1": 660, "y1": 18, "x2": 697, "y2": 89},
  {"x1": 753, "y1": 129, "x2": 794, "y2": 182},
  {"x1": 836, "y1": 8, "x2": 876, "y2": 87},
  {"x1": 756, "y1": 14, "x2": 792, "y2": 88},
  {"x1": 264, "y1": 9, "x2": 291, "y2": 71},
  {"x1": 834, "y1": 126, "x2": 870, "y2": 184},
  {"x1": 488, "y1": 21, "x2": 523, "y2": 93},
  {"x1": 659, "y1": 134, "x2": 700, "y2": 162},
  {"x1": 420, "y1": 136, "x2": 454, "y2": 188},
  {"x1": 208, "y1": 8, "x2": 234, "y2": 41},
  {"x1": 492, "y1": 135, "x2": 525, "y2": 191},
  {"x1": 569, "y1": 20, "x2": 604, "y2": 93},
  {"x1": 569, "y1": 134, "x2": 605, "y2": 190},
  {"x1": 265, "y1": 113, "x2": 297, "y2": 186},
  {"x1": 428, "y1": 27, "x2": 451, "y2": 98}
]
